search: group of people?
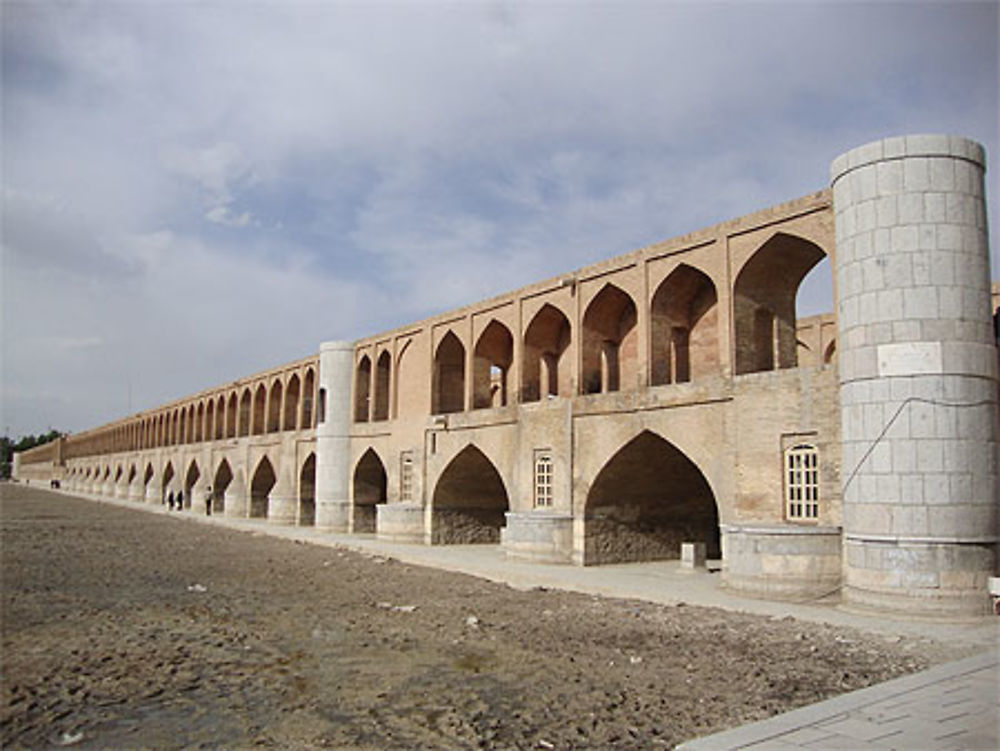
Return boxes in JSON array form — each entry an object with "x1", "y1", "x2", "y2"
[{"x1": 165, "y1": 486, "x2": 213, "y2": 515}]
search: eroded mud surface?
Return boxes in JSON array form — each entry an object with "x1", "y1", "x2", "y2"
[{"x1": 1, "y1": 485, "x2": 961, "y2": 750}]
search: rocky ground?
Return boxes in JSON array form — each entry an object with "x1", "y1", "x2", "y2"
[{"x1": 1, "y1": 484, "x2": 965, "y2": 750}]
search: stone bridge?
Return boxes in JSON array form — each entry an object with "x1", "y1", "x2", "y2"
[{"x1": 16, "y1": 135, "x2": 1000, "y2": 617}]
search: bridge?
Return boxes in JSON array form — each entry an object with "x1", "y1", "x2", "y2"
[{"x1": 15, "y1": 134, "x2": 1000, "y2": 618}]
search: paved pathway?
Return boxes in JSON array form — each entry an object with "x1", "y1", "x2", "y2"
[
  {"x1": 38, "y1": 488, "x2": 1000, "y2": 749},
  {"x1": 677, "y1": 651, "x2": 998, "y2": 750}
]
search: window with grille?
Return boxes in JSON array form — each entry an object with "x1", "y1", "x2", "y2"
[
  {"x1": 400, "y1": 451, "x2": 414, "y2": 502},
  {"x1": 534, "y1": 450, "x2": 553, "y2": 508},
  {"x1": 785, "y1": 444, "x2": 819, "y2": 520}
]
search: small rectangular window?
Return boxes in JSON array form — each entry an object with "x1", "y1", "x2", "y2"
[
  {"x1": 400, "y1": 451, "x2": 414, "y2": 502},
  {"x1": 317, "y1": 388, "x2": 327, "y2": 424},
  {"x1": 785, "y1": 444, "x2": 819, "y2": 521},
  {"x1": 533, "y1": 450, "x2": 553, "y2": 508}
]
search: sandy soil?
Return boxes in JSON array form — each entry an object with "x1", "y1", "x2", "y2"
[{"x1": 1, "y1": 484, "x2": 963, "y2": 750}]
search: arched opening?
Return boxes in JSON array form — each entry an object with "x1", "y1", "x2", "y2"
[
  {"x1": 179, "y1": 410, "x2": 187, "y2": 445},
  {"x1": 184, "y1": 461, "x2": 200, "y2": 510},
  {"x1": 473, "y1": 320, "x2": 513, "y2": 409},
  {"x1": 161, "y1": 462, "x2": 175, "y2": 505},
  {"x1": 267, "y1": 380, "x2": 282, "y2": 433},
  {"x1": 354, "y1": 355, "x2": 371, "y2": 422},
  {"x1": 373, "y1": 351, "x2": 391, "y2": 421},
  {"x1": 352, "y1": 448, "x2": 386, "y2": 533},
  {"x1": 284, "y1": 374, "x2": 300, "y2": 430},
  {"x1": 584, "y1": 430, "x2": 719, "y2": 565},
  {"x1": 114, "y1": 466, "x2": 123, "y2": 483},
  {"x1": 302, "y1": 369, "x2": 315, "y2": 428},
  {"x1": 250, "y1": 457, "x2": 276, "y2": 519},
  {"x1": 433, "y1": 331, "x2": 465, "y2": 415},
  {"x1": 299, "y1": 453, "x2": 315, "y2": 526},
  {"x1": 252, "y1": 384, "x2": 267, "y2": 435},
  {"x1": 205, "y1": 400, "x2": 214, "y2": 442},
  {"x1": 651, "y1": 265, "x2": 719, "y2": 385},
  {"x1": 226, "y1": 393, "x2": 236, "y2": 438},
  {"x1": 582, "y1": 284, "x2": 637, "y2": 394},
  {"x1": 127, "y1": 464, "x2": 136, "y2": 485},
  {"x1": 212, "y1": 459, "x2": 233, "y2": 514},
  {"x1": 522, "y1": 304, "x2": 571, "y2": 402},
  {"x1": 143, "y1": 463, "x2": 154, "y2": 493},
  {"x1": 734, "y1": 233, "x2": 826, "y2": 375},
  {"x1": 431, "y1": 445, "x2": 508, "y2": 544},
  {"x1": 238, "y1": 389, "x2": 251, "y2": 437},
  {"x1": 195, "y1": 403, "x2": 204, "y2": 442},
  {"x1": 187, "y1": 405, "x2": 196, "y2": 442}
]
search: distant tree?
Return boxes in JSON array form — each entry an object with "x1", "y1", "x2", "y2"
[{"x1": 1, "y1": 431, "x2": 63, "y2": 479}]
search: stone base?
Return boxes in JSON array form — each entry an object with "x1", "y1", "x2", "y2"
[
  {"x1": 268, "y1": 496, "x2": 298, "y2": 525},
  {"x1": 376, "y1": 503, "x2": 425, "y2": 543},
  {"x1": 843, "y1": 537, "x2": 995, "y2": 617},
  {"x1": 501, "y1": 512, "x2": 573, "y2": 563},
  {"x1": 315, "y1": 500, "x2": 352, "y2": 532},
  {"x1": 722, "y1": 524, "x2": 842, "y2": 599}
]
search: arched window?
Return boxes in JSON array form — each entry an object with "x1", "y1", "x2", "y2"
[
  {"x1": 581, "y1": 284, "x2": 637, "y2": 395},
  {"x1": 473, "y1": 321, "x2": 513, "y2": 409},
  {"x1": 522, "y1": 304, "x2": 571, "y2": 402},
  {"x1": 373, "y1": 351, "x2": 391, "y2": 421}
]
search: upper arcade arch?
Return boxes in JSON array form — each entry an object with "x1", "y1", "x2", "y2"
[
  {"x1": 650, "y1": 264, "x2": 719, "y2": 385},
  {"x1": 522, "y1": 303, "x2": 572, "y2": 402},
  {"x1": 581, "y1": 283, "x2": 637, "y2": 395},
  {"x1": 733, "y1": 232, "x2": 827, "y2": 376},
  {"x1": 473, "y1": 320, "x2": 513, "y2": 409},
  {"x1": 433, "y1": 331, "x2": 465, "y2": 415}
]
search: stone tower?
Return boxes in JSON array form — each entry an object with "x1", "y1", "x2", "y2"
[
  {"x1": 833, "y1": 135, "x2": 998, "y2": 615},
  {"x1": 315, "y1": 340, "x2": 353, "y2": 531}
]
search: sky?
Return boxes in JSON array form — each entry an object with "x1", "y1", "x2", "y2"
[{"x1": 2, "y1": 0, "x2": 998, "y2": 438}]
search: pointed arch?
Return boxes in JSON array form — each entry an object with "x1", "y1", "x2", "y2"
[
  {"x1": 433, "y1": 331, "x2": 465, "y2": 415},
  {"x1": 299, "y1": 453, "x2": 316, "y2": 526},
  {"x1": 581, "y1": 283, "x2": 637, "y2": 394},
  {"x1": 651, "y1": 264, "x2": 719, "y2": 385},
  {"x1": 473, "y1": 320, "x2": 513, "y2": 409},
  {"x1": 823, "y1": 339, "x2": 837, "y2": 365},
  {"x1": 226, "y1": 393, "x2": 237, "y2": 438},
  {"x1": 267, "y1": 379, "x2": 282, "y2": 433},
  {"x1": 212, "y1": 459, "x2": 233, "y2": 514},
  {"x1": 284, "y1": 374, "x2": 301, "y2": 430},
  {"x1": 161, "y1": 462, "x2": 175, "y2": 504},
  {"x1": 184, "y1": 460, "x2": 200, "y2": 510},
  {"x1": 584, "y1": 430, "x2": 719, "y2": 565},
  {"x1": 355, "y1": 355, "x2": 372, "y2": 422},
  {"x1": 252, "y1": 384, "x2": 267, "y2": 435},
  {"x1": 238, "y1": 389, "x2": 251, "y2": 437},
  {"x1": 143, "y1": 463, "x2": 154, "y2": 490},
  {"x1": 250, "y1": 456, "x2": 276, "y2": 518},
  {"x1": 522, "y1": 303, "x2": 571, "y2": 402},
  {"x1": 302, "y1": 368, "x2": 315, "y2": 428},
  {"x1": 431, "y1": 444, "x2": 508, "y2": 544},
  {"x1": 373, "y1": 350, "x2": 391, "y2": 421},
  {"x1": 353, "y1": 448, "x2": 386, "y2": 533},
  {"x1": 205, "y1": 400, "x2": 214, "y2": 442},
  {"x1": 734, "y1": 232, "x2": 826, "y2": 375}
]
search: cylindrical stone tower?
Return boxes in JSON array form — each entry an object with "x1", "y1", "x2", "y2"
[
  {"x1": 315, "y1": 340, "x2": 353, "y2": 531},
  {"x1": 833, "y1": 134, "x2": 998, "y2": 616}
]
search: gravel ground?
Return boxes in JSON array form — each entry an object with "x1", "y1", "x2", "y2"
[{"x1": 1, "y1": 484, "x2": 964, "y2": 750}]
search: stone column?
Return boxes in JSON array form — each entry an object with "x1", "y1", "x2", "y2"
[
  {"x1": 833, "y1": 134, "x2": 998, "y2": 615},
  {"x1": 224, "y1": 466, "x2": 249, "y2": 518},
  {"x1": 315, "y1": 340, "x2": 353, "y2": 531},
  {"x1": 267, "y1": 464, "x2": 298, "y2": 525}
]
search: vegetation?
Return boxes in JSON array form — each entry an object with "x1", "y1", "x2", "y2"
[{"x1": 1, "y1": 431, "x2": 62, "y2": 479}]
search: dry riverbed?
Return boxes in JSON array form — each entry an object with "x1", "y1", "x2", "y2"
[{"x1": 1, "y1": 485, "x2": 963, "y2": 750}]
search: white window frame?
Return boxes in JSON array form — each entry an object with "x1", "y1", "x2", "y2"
[
  {"x1": 533, "y1": 449, "x2": 553, "y2": 508},
  {"x1": 400, "y1": 451, "x2": 414, "y2": 502},
  {"x1": 785, "y1": 444, "x2": 819, "y2": 521}
]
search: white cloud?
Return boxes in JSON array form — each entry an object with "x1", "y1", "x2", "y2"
[{"x1": 1, "y1": 0, "x2": 996, "y2": 437}]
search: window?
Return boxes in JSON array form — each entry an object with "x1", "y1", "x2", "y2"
[
  {"x1": 400, "y1": 451, "x2": 414, "y2": 502},
  {"x1": 317, "y1": 388, "x2": 327, "y2": 424},
  {"x1": 785, "y1": 444, "x2": 819, "y2": 520},
  {"x1": 533, "y1": 450, "x2": 553, "y2": 508}
]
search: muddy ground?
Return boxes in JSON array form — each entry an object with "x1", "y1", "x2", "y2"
[{"x1": 1, "y1": 484, "x2": 964, "y2": 750}]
